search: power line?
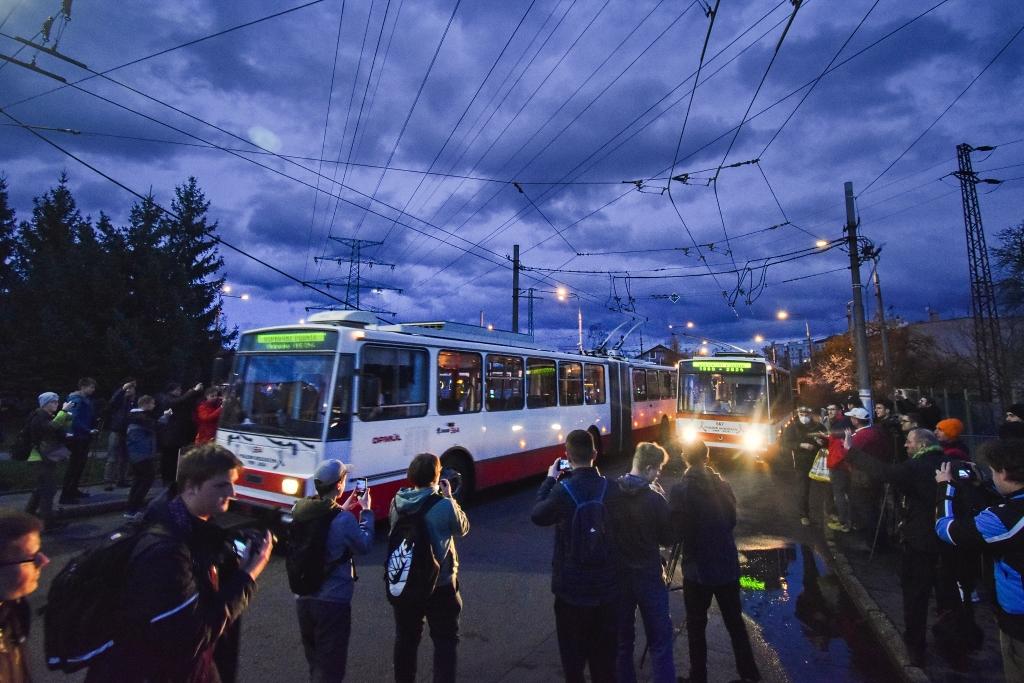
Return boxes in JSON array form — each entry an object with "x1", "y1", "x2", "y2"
[{"x1": 860, "y1": 20, "x2": 1024, "y2": 193}]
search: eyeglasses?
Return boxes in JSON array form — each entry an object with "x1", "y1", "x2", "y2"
[{"x1": 0, "y1": 552, "x2": 47, "y2": 568}]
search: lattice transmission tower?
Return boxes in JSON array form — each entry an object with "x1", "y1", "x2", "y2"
[
  {"x1": 310, "y1": 237, "x2": 402, "y2": 316},
  {"x1": 954, "y1": 143, "x2": 1004, "y2": 403}
]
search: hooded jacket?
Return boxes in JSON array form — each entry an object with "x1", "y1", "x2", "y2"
[
  {"x1": 608, "y1": 474, "x2": 674, "y2": 576},
  {"x1": 125, "y1": 408, "x2": 158, "y2": 463},
  {"x1": 65, "y1": 390, "x2": 96, "y2": 438},
  {"x1": 531, "y1": 467, "x2": 620, "y2": 605},
  {"x1": 158, "y1": 388, "x2": 202, "y2": 448},
  {"x1": 193, "y1": 400, "x2": 223, "y2": 445},
  {"x1": 941, "y1": 439, "x2": 970, "y2": 461},
  {"x1": 28, "y1": 408, "x2": 71, "y2": 460},
  {"x1": 84, "y1": 494, "x2": 254, "y2": 683},
  {"x1": 780, "y1": 418, "x2": 827, "y2": 461},
  {"x1": 389, "y1": 486, "x2": 469, "y2": 588},
  {"x1": 846, "y1": 444, "x2": 949, "y2": 553},
  {"x1": 669, "y1": 465, "x2": 740, "y2": 586},
  {"x1": 291, "y1": 496, "x2": 374, "y2": 603}
]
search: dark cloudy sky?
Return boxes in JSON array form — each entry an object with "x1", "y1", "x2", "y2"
[{"x1": 2, "y1": 0, "x2": 1023, "y2": 353}]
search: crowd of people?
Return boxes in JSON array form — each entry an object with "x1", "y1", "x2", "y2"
[
  {"x1": 18, "y1": 378, "x2": 225, "y2": 532},
  {"x1": 781, "y1": 395, "x2": 1024, "y2": 678}
]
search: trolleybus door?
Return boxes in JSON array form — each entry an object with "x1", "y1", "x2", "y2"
[{"x1": 607, "y1": 361, "x2": 632, "y2": 456}]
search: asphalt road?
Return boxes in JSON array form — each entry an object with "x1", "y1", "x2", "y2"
[{"x1": 26, "y1": 453, "x2": 894, "y2": 682}]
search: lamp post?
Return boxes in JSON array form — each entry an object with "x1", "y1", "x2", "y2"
[{"x1": 557, "y1": 287, "x2": 583, "y2": 353}]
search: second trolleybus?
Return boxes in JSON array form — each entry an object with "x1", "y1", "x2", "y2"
[{"x1": 216, "y1": 310, "x2": 677, "y2": 516}]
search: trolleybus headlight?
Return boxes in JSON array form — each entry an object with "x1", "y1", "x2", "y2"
[
  {"x1": 682, "y1": 424, "x2": 700, "y2": 444},
  {"x1": 741, "y1": 429, "x2": 765, "y2": 451},
  {"x1": 281, "y1": 478, "x2": 301, "y2": 496}
]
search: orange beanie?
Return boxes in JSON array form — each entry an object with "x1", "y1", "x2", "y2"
[{"x1": 936, "y1": 418, "x2": 964, "y2": 441}]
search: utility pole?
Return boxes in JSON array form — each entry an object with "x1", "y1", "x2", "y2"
[
  {"x1": 954, "y1": 143, "x2": 1004, "y2": 405},
  {"x1": 512, "y1": 244, "x2": 520, "y2": 333},
  {"x1": 311, "y1": 236, "x2": 402, "y2": 315},
  {"x1": 845, "y1": 181, "x2": 873, "y2": 416},
  {"x1": 804, "y1": 320, "x2": 814, "y2": 374},
  {"x1": 871, "y1": 259, "x2": 895, "y2": 396}
]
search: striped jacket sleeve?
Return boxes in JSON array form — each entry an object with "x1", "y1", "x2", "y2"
[{"x1": 936, "y1": 483, "x2": 1024, "y2": 546}]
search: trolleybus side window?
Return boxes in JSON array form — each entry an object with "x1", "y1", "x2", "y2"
[
  {"x1": 526, "y1": 358, "x2": 557, "y2": 408},
  {"x1": 583, "y1": 363, "x2": 606, "y2": 405},
  {"x1": 327, "y1": 355, "x2": 354, "y2": 440},
  {"x1": 559, "y1": 362, "x2": 584, "y2": 406},
  {"x1": 659, "y1": 370, "x2": 674, "y2": 401},
  {"x1": 438, "y1": 350, "x2": 482, "y2": 415},
  {"x1": 358, "y1": 345, "x2": 429, "y2": 421},
  {"x1": 646, "y1": 369, "x2": 661, "y2": 400},
  {"x1": 632, "y1": 368, "x2": 648, "y2": 402},
  {"x1": 485, "y1": 354, "x2": 524, "y2": 412}
]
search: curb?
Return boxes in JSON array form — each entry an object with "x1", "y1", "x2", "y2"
[
  {"x1": 823, "y1": 536, "x2": 930, "y2": 683},
  {"x1": 53, "y1": 497, "x2": 130, "y2": 520}
]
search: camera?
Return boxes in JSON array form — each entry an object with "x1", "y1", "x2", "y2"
[
  {"x1": 953, "y1": 464, "x2": 976, "y2": 482},
  {"x1": 440, "y1": 468, "x2": 463, "y2": 495},
  {"x1": 558, "y1": 458, "x2": 571, "y2": 472},
  {"x1": 230, "y1": 527, "x2": 274, "y2": 559}
]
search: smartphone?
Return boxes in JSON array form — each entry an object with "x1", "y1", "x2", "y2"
[
  {"x1": 558, "y1": 458, "x2": 571, "y2": 472},
  {"x1": 232, "y1": 538, "x2": 247, "y2": 558},
  {"x1": 355, "y1": 478, "x2": 368, "y2": 494}
]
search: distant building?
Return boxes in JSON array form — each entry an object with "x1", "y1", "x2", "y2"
[{"x1": 637, "y1": 344, "x2": 683, "y2": 366}]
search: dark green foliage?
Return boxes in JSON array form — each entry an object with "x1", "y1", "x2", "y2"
[
  {"x1": 993, "y1": 221, "x2": 1024, "y2": 314},
  {"x1": 0, "y1": 172, "x2": 233, "y2": 399}
]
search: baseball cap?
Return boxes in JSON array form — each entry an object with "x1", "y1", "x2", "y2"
[
  {"x1": 797, "y1": 406, "x2": 812, "y2": 414},
  {"x1": 313, "y1": 459, "x2": 349, "y2": 493},
  {"x1": 844, "y1": 407, "x2": 870, "y2": 420}
]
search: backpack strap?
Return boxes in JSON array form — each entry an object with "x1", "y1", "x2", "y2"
[{"x1": 562, "y1": 478, "x2": 606, "y2": 506}]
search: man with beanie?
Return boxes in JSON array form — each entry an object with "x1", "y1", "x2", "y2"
[
  {"x1": 669, "y1": 442, "x2": 761, "y2": 683},
  {"x1": 390, "y1": 453, "x2": 469, "y2": 683},
  {"x1": 25, "y1": 393, "x2": 73, "y2": 532},
  {"x1": 845, "y1": 428, "x2": 954, "y2": 665},
  {"x1": 1000, "y1": 404, "x2": 1024, "y2": 440},
  {"x1": 290, "y1": 460, "x2": 373, "y2": 682},
  {"x1": 936, "y1": 418, "x2": 970, "y2": 461}
]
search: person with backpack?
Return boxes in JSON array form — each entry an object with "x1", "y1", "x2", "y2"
[
  {"x1": 608, "y1": 442, "x2": 677, "y2": 683},
  {"x1": 0, "y1": 508, "x2": 50, "y2": 683},
  {"x1": 669, "y1": 441, "x2": 761, "y2": 683},
  {"x1": 24, "y1": 393, "x2": 73, "y2": 533},
  {"x1": 81, "y1": 442, "x2": 274, "y2": 682},
  {"x1": 124, "y1": 395, "x2": 159, "y2": 517},
  {"x1": 388, "y1": 452, "x2": 469, "y2": 683},
  {"x1": 531, "y1": 429, "x2": 620, "y2": 683},
  {"x1": 289, "y1": 459, "x2": 374, "y2": 682}
]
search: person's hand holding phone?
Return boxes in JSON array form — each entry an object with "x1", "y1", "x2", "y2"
[
  {"x1": 241, "y1": 530, "x2": 274, "y2": 581},
  {"x1": 340, "y1": 490, "x2": 360, "y2": 511},
  {"x1": 935, "y1": 460, "x2": 954, "y2": 484},
  {"x1": 438, "y1": 478, "x2": 452, "y2": 498},
  {"x1": 358, "y1": 486, "x2": 371, "y2": 511}
]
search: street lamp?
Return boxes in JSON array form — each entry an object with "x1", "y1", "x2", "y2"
[
  {"x1": 754, "y1": 334, "x2": 764, "y2": 343},
  {"x1": 776, "y1": 309, "x2": 789, "y2": 320},
  {"x1": 221, "y1": 284, "x2": 250, "y2": 300},
  {"x1": 557, "y1": 287, "x2": 583, "y2": 353},
  {"x1": 815, "y1": 239, "x2": 828, "y2": 248}
]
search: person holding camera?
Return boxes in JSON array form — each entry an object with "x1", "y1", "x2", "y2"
[
  {"x1": 389, "y1": 453, "x2": 469, "y2": 683},
  {"x1": 844, "y1": 428, "x2": 954, "y2": 665},
  {"x1": 193, "y1": 386, "x2": 224, "y2": 445},
  {"x1": 936, "y1": 439, "x2": 1024, "y2": 681},
  {"x1": 780, "y1": 406, "x2": 828, "y2": 526},
  {"x1": 84, "y1": 443, "x2": 274, "y2": 683},
  {"x1": 291, "y1": 460, "x2": 373, "y2": 682}
]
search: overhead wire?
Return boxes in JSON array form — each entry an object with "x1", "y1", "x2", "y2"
[{"x1": 860, "y1": 19, "x2": 1024, "y2": 193}]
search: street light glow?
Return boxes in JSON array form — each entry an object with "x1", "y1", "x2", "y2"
[
  {"x1": 776, "y1": 310, "x2": 789, "y2": 320},
  {"x1": 556, "y1": 286, "x2": 568, "y2": 301},
  {"x1": 686, "y1": 321, "x2": 695, "y2": 329},
  {"x1": 222, "y1": 284, "x2": 232, "y2": 293},
  {"x1": 240, "y1": 293, "x2": 250, "y2": 301},
  {"x1": 815, "y1": 239, "x2": 828, "y2": 248},
  {"x1": 754, "y1": 334, "x2": 764, "y2": 343}
]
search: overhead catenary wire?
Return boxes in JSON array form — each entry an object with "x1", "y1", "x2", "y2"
[{"x1": 860, "y1": 19, "x2": 1024, "y2": 194}]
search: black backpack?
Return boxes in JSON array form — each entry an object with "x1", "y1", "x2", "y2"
[
  {"x1": 10, "y1": 421, "x2": 33, "y2": 461},
  {"x1": 286, "y1": 506, "x2": 346, "y2": 596},
  {"x1": 562, "y1": 478, "x2": 612, "y2": 567},
  {"x1": 384, "y1": 495, "x2": 443, "y2": 607},
  {"x1": 44, "y1": 521, "x2": 168, "y2": 673}
]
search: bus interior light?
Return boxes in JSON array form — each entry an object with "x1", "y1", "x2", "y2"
[{"x1": 281, "y1": 478, "x2": 301, "y2": 496}]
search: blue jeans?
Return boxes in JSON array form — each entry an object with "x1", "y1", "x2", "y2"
[
  {"x1": 297, "y1": 598, "x2": 351, "y2": 683},
  {"x1": 616, "y1": 569, "x2": 676, "y2": 683}
]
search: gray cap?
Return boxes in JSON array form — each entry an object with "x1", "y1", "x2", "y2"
[
  {"x1": 313, "y1": 459, "x2": 349, "y2": 493},
  {"x1": 38, "y1": 391, "x2": 59, "y2": 407}
]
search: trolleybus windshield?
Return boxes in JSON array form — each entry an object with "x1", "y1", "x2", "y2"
[
  {"x1": 680, "y1": 360, "x2": 768, "y2": 417},
  {"x1": 221, "y1": 353, "x2": 336, "y2": 438}
]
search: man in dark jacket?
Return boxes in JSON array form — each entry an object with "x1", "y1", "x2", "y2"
[
  {"x1": 25, "y1": 393, "x2": 73, "y2": 532},
  {"x1": 608, "y1": 442, "x2": 676, "y2": 683},
  {"x1": 780, "y1": 406, "x2": 828, "y2": 526},
  {"x1": 669, "y1": 442, "x2": 760, "y2": 683},
  {"x1": 936, "y1": 439, "x2": 1024, "y2": 681},
  {"x1": 60, "y1": 377, "x2": 98, "y2": 504},
  {"x1": 532, "y1": 429, "x2": 619, "y2": 683},
  {"x1": 157, "y1": 382, "x2": 204, "y2": 485},
  {"x1": 103, "y1": 380, "x2": 136, "y2": 490},
  {"x1": 84, "y1": 443, "x2": 274, "y2": 683},
  {"x1": 845, "y1": 428, "x2": 953, "y2": 665},
  {"x1": 1000, "y1": 404, "x2": 1024, "y2": 439},
  {"x1": 916, "y1": 395, "x2": 942, "y2": 431},
  {"x1": 0, "y1": 509, "x2": 50, "y2": 683}
]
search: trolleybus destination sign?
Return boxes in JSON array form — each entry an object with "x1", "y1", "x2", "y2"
[
  {"x1": 241, "y1": 330, "x2": 337, "y2": 352},
  {"x1": 688, "y1": 360, "x2": 754, "y2": 373}
]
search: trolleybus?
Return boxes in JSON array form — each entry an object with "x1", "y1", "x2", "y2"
[
  {"x1": 675, "y1": 353, "x2": 792, "y2": 457},
  {"x1": 216, "y1": 310, "x2": 677, "y2": 516}
]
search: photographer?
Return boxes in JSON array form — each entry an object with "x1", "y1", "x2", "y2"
[
  {"x1": 936, "y1": 439, "x2": 1024, "y2": 681},
  {"x1": 844, "y1": 428, "x2": 953, "y2": 665},
  {"x1": 780, "y1": 406, "x2": 827, "y2": 526},
  {"x1": 193, "y1": 386, "x2": 224, "y2": 445}
]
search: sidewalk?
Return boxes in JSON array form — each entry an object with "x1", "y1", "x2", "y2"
[
  {"x1": 0, "y1": 478, "x2": 166, "y2": 521},
  {"x1": 824, "y1": 528, "x2": 1004, "y2": 682}
]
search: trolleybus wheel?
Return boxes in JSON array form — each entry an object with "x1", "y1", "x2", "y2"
[{"x1": 441, "y1": 450, "x2": 475, "y2": 504}]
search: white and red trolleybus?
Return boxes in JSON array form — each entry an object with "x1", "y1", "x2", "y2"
[
  {"x1": 216, "y1": 310, "x2": 677, "y2": 516},
  {"x1": 674, "y1": 354, "x2": 793, "y2": 458}
]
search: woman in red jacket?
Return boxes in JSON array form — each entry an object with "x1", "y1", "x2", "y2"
[{"x1": 193, "y1": 387, "x2": 223, "y2": 444}]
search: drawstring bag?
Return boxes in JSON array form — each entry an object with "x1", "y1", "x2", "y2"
[{"x1": 809, "y1": 449, "x2": 831, "y2": 482}]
